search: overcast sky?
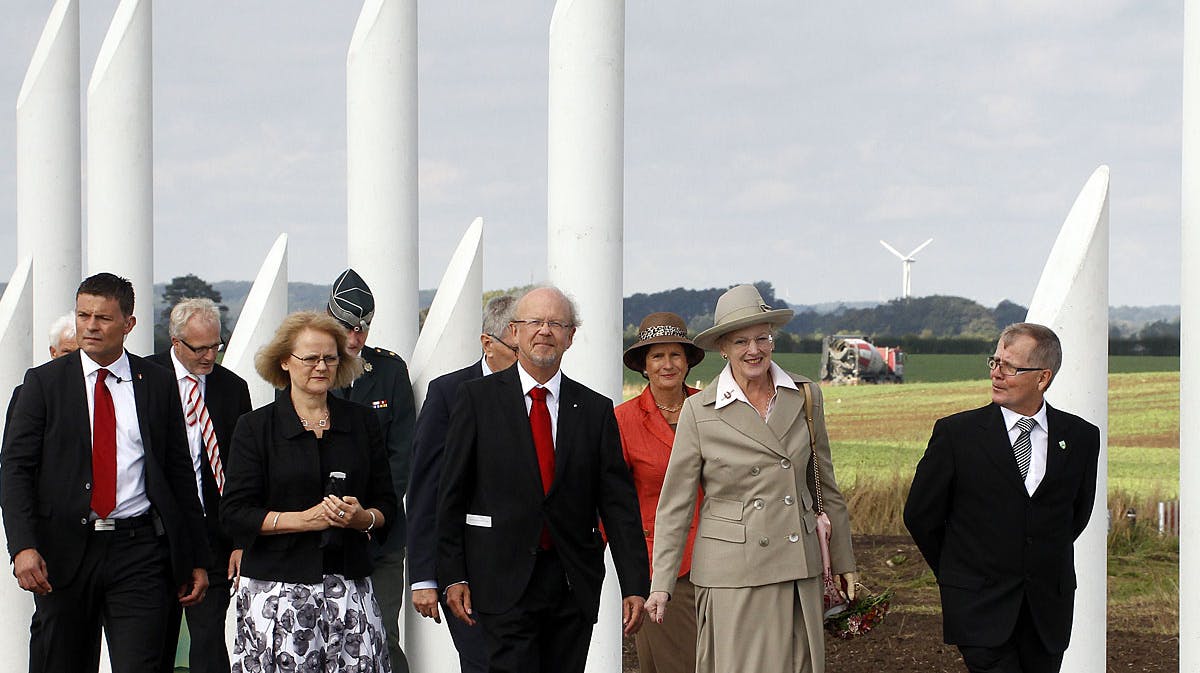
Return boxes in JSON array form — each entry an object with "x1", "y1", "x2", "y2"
[{"x1": 0, "y1": 1, "x2": 1183, "y2": 308}]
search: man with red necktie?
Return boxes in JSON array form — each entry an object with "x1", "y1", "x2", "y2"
[
  {"x1": 148, "y1": 297, "x2": 252, "y2": 673},
  {"x1": 1, "y1": 273, "x2": 211, "y2": 673}
]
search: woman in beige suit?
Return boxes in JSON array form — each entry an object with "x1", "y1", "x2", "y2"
[{"x1": 644, "y1": 285, "x2": 856, "y2": 673}]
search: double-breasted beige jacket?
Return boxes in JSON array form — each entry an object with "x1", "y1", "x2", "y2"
[{"x1": 649, "y1": 368, "x2": 855, "y2": 595}]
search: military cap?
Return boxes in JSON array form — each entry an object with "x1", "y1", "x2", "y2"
[{"x1": 328, "y1": 268, "x2": 375, "y2": 331}]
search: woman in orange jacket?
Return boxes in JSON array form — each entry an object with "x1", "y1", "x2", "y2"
[{"x1": 614, "y1": 312, "x2": 704, "y2": 673}]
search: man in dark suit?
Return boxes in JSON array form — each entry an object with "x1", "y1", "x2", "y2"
[
  {"x1": 326, "y1": 268, "x2": 416, "y2": 673},
  {"x1": 438, "y1": 286, "x2": 649, "y2": 673},
  {"x1": 407, "y1": 294, "x2": 519, "y2": 673},
  {"x1": 149, "y1": 297, "x2": 252, "y2": 673},
  {"x1": 1, "y1": 272, "x2": 211, "y2": 673},
  {"x1": 904, "y1": 322, "x2": 1100, "y2": 673}
]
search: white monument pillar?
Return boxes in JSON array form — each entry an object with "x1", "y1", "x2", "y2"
[
  {"x1": 404, "y1": 218, "x2": 484, "y2": 673},
  {"x1": 1180, "y1": 3, "x2": 1200, "y2": 667},
  {"x1": 547, "y1": 1, "x2": 626, "y2": 670},
  {"x1": 224, "y1": 235, "x2": 290, "y2": 409},
  {"x1": 87, "y1": 0, "x2": 153, "y2": 356},
  {"x1": 0, "y1": 257, "x2": 35, "y2": 672},
  {"x1": 347, "y1": 0, "x2": 419, "y2": 358},
  {"x1": 1025, "y1": 166, "x2": 1109, "y2": 673},
  {"x1": 16, "y1": 0, "x2": 81, "y2": 359}
]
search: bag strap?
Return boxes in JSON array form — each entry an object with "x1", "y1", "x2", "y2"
[{"x1": 802, "y1": 382, "x2": 825, "y2": 514}]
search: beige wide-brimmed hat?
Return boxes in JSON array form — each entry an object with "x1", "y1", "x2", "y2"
[
  {"x1": 623, "y1": 312, "x2": 705, "y2": 372},
  {"x1": 693, "y1": 284, "x2": 794, "y2": 351}
]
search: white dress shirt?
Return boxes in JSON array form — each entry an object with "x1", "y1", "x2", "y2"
[
  {"x1": 80, "y1": 350, "x2": 150, "y2": 519},
  {"x1": 515, "y1": 362, "x2": 563, "y2": 446},
  {"x1": 169, "y1": 348, "x2": 208, "y2": 508},
  {"x1": 713, "y1": 360, "x2": 799, "y2": 421},
  {"x1": 1000, "y1": 402, "x2": 1050, "y2": 496}
]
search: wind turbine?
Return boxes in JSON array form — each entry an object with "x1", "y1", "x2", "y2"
[{"x1": 880, "y1": 238, "x2": 933, "y2": 299}]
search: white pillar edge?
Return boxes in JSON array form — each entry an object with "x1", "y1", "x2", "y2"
[
  {"x1": 1180, "y1": 2, "x2": 1199, "y2": 668},
  {"x1": 223, "y1": 234, "x2": 290, "y2": 410},
  {"x1": 86, "y1": 0, "x2": 153, "y2": 356},
  {"x1": 403, "y1": 217, "x2": 484, "y2": 673},
  {"x1": 16, "y1": 0, "x2": 81, "y2": 360},
  {"x1": 1025, "y1": 166, "x2": 1110, "y2": 673},
  {"x1": 347, "y1": 0, "x2": 419, "y2": 359}
]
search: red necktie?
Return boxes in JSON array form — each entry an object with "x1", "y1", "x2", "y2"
[
  {"x1": 528, "y1": 386, "x2": 554, "y2": 548},
  {"x1": 91, "y1": 369, "x2": 117, "y2": 518},
  {"x1": 185, "y1": 375, "x2": 225, "y2": 495}
]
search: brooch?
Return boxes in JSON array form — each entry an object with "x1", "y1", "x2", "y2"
[
  {"x1": 363, "y1": 360, "x2": 373, "y2": 373},
  {"x1": 1058, "y1": 440, "x2": 1067, "y2": 451}
]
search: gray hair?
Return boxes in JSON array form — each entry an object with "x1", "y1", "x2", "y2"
[
  {"x1": 48, "y1": 313, "x2": 75, "y2": 347},
  {"x1": 999, "y1": 322, "x2": 1063, "y2": 378},
  {"x1": 516, "y1": 285, "x2": 582, "y2": 328},
  {"x1": 482, "y1": 295, "x2": 518, "y2": 335},
  {"x1": 169, "y1": 297, "x2": 223, "y2": 338}
]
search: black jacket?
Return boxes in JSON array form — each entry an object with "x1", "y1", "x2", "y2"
[
  {"x1": 437, "y1": 365, "x2": 649, "y2": 622},
  {"x1": 903, "y1": 402, "x2": 1099, "y2": 652},
  {"x1": 1, "y1": 350, "x2": 211, "y2": 586},
  {"x1": 145, "y1": 352, "x2": 253, "y2": 568},
  {"x1": 222, "y1": 392, "x2": 397, "y2": 584}
]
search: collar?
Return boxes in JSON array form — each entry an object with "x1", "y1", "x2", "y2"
[
  {"x1": 1000, "y1": 400, "x2": 1048, "y2": 432},
  {"x1": 714, "y1": 360, "x2": 798, "y2": 410},
  {"x1": 481, "y1": 356, "x2": 494, "y2": 377},
  {"x1": 516, "y1": 362, "x2": 562, "y2": 400},
  {"x1": 168, "y1": 347, "x2": 204, "y2": 384},
  {"x1": 81, "y1": 349, "x2": 132, "y2": 382}
]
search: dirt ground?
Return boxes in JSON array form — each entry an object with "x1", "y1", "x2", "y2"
[{"x1": 622, "y1": 535, "x2": 1179, "y2": 673}]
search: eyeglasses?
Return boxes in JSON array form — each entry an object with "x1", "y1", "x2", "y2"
[
  {"x1": 510, "y1": 319, "x2": 573, "y2": 332},
  {"x1": 487, "y1": 333, "x2": 519, "y2": 353},
  {"x1": 179, "y1": 339, "x2": 224, "y2": 356},
  {"x1": 728, "y1": 334, "x2": 774, "y2": 351},
  {"x1": 291, "y1": 353, "x2": 340, "y2": 368},
  {"x1": 987, "y1": 356, "x2": 1044, "y2": 377}
]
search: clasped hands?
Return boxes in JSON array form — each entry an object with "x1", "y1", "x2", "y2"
[{"x1": 295, "y1": 494, "x2": 369, "y2": 531}]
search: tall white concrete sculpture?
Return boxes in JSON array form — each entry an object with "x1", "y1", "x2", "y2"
[
  {"x1": 16, "y1": 0, "x2": 81, "y2": 359},
  {"x1": 1181, "y1": 3, "x2": 1199, "y2": 667},
  {"x1": 547, "y1": 0, "x2": 626, "y2": 670},
  {"x1": 224, "y1": 235, "x2": 289, "y2": 409},
  {"x1": 403, "y1": 218, "x2": 484, "y2": 673},
  {"x1": 0, "y1": 257, "x2": 35, "y2": 671},
  {"x1": 1025, "y1": 166, "x2": 1109, "y2": 673},
  {"x1": 347, "y1": 0, "x2": 419, "y2": 358},
  {"x1": 86, "y1": 0, "x2": 153, "y2": 356}
]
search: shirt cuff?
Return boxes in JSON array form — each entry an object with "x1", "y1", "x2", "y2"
[{"x1": 411, "y1": 580, "x2": 438, "y2": 591}]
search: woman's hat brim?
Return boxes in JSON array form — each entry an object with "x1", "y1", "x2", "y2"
[
  {"x1": 623, "y1": 337, "x2": 705, "y2": 372},
  {"x1": 692, "y1": 309, "x2": 794, "y2": 351}
]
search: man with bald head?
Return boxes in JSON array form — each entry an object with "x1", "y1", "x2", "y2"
[{"x1": 437, "y1": 286, "x2": 649, "y2": 673}]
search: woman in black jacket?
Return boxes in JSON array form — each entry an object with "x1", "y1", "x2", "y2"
[{"x1": 222, "y1": 311, "x2": 397, "y2": 673}]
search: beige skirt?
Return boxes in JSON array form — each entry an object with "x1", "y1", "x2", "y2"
[
  {"x1": 694, "y1": 576, "x2": 824, "y2": 673},
  {"x1": 635, "y1": 573, "x2": 698, "y2": 673}
]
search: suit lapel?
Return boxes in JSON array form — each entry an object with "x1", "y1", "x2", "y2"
[
  {"x1": 129, "y1": 355, "x2": 155, "y2": 467},
  {"x1": 65, "y1": 352, "x2": 92, "y2": 453},
  {"x1": 767, "y1": 386, "x2": 803, "y2": 451},
  {"x1": 637, "y1": 387, "x2": 677, "y2": 450},
  {"x1": 549, "y1": 376, "x2": 582, "y2": 496},
  {"x1": 716, "y1": 400, "x2": 788, "y2": 459},
  {"x1": 496, "y1": 367, "x2": 544, "y2": 497},
  {"x1": 979, "y1": 404, "x2": 1028, "y2": 495},
  {"x1": 1036, "y1": 404, "x2": 1070, "y2": 497}
]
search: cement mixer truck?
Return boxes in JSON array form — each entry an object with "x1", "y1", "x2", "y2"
[{"x1": 818, "y1": 335, "x2": 905, "y2": 384}]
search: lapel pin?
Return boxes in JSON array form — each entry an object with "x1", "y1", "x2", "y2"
[
  {"x1": 363, "y1": 361, "x2": 373, "y2": 372},
  {"x1": 573, "y1": 403, "x2": 579, "y2": 408},
  {"x1": 1058, "y1": 440, "x2": 1067, "y2": 451},
  {"x1": 137, "y1": 373, "x2": 143, "y2": 380},
  {"x1": 723, "y1": 391, "x2": 732, "y2": 399}
]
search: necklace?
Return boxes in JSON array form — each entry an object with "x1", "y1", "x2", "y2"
[
  {"x1": 653, "y1": 395, "x2": 686, "y2": 413},
  {"x1": 299, "y1": 411, "x2": 329, "y2": 430}
]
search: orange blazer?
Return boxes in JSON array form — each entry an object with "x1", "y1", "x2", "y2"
[{"x1": 615, "y1": 385, "x2": 702, "y2": 578}]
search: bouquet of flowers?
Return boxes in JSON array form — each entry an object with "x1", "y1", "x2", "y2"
[{"x1": 824, "y1": 585, "x2": 894, "y2": 639}]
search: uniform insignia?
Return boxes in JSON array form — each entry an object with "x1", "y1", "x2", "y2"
[
  {"x1": 363, "y1": 360, "x2": 373, "y2": 373},
  {"x1": 1058, "y1": 440, "x2": 1067, "y2": 451},
  {"x1": 372, "y1": 400, "x2": 389, "y2": 409}
]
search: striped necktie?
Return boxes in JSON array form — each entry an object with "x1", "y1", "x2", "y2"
[
  {"x1": 1013, "y1": 416, "x2": 1036, "y2": 481},
  {"x1": 185, "y1": 375, "x2": 225, "y2": 494}
]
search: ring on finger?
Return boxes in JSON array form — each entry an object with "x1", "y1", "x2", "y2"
[{"x1": 338, "y1": 510, "x2": 345, "y2": 518}]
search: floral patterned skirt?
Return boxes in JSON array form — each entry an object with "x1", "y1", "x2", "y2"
[{"x1": 233, "y1": 574, "x2": 392, "y2": 673}]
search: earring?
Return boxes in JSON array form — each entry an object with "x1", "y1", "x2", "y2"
[
  {"x1": 642, "y1": 371, "x2": 649, "y2": 377},
  {"x1": 721, "y1": 353, "x2": 728, "y2": 360}
]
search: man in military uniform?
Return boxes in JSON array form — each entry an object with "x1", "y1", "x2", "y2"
[{"x1": 328, "y1": 268, "x2": 416, "y2": 673}]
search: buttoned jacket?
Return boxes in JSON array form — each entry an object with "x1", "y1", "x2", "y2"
[
  {"x1": 614, "y1": 385, "x2": 702, "y2": 578},
  {"x1": 650, "y1": 369, "x2": 854, "y2": 595}
]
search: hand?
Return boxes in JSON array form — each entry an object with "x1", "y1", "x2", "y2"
[
  {"x1": 445, "y1": 583, "x2": 476, "y2": 626},
  {"x1": 838, "y1": 572, "x2": 858, "y2": 602},
  {"x1": 644, "y1": 591, "x2": 670, "y2": 624},
  {"x1": 297, "y1": 503, "x2": 332, "y2": 532},
  {"x1": 412, "y1": 588, "x2": 442, "y2": 623},
  {"x1": 13, "y1": 548, "x2": 52, "y2": 595},
  {"x1": 323, "y1": 495, "x2": 364, "y2": 529},
  {"x1": 178, "y1": 567, "x2": 209, "y2": 606},
  {"x1": 227, "y1": 549, "x2": 243, "y2": 591},
  {"x1": 622, "y1": 595, "x2": 646, "y2": 636}
]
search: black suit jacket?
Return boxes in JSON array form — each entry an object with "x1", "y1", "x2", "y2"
[
  {"x1": 437, "y1": 365, "x2": 649, "y2": 622},
  {"x1": 0, "y1": 350, "x2": 212, "y2": 586},
  {"x1": 334, "y1": 346, "x2": 415, "y2": 555},
  {"x1": 221, "y1": 392, "x2": 398, "y2": 584},
  {"x1": 903, "y1": 402, "x2": 1100, "y2": 652},
  {"x1": 146, "y1": 351, "x2": 253, "y2": 568},
  {"x1": 406, "y1": 360, "x2": 484, "y2": 586}
]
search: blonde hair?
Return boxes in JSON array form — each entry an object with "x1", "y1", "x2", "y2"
[{"x1": 254, "y1": 311, "x2": 364, "y2": 389}]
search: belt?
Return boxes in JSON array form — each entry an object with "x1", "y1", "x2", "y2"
[{"x1": 91, "y1": 513, "x2": 154, "y2": 532}]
